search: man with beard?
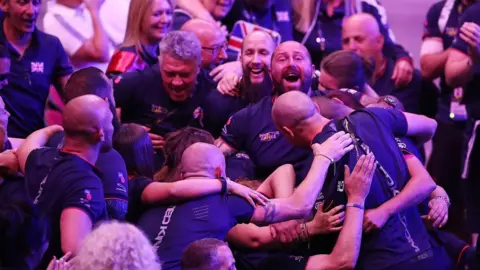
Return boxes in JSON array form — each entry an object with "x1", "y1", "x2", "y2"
[
  {"x1": 0, "y1": 0, "x2": 73, "y2": 138},
  {"x1": 181, "y1": 19, "x2": 228, "y2": 73},
  {"x1": 342, "y1": 13, "x2": 434, "y2": 114},
  {"x1": 272, "y1": 91, "x2": 442, "y2": 270},
  {"x1": 114, "y1": 31, "x2": 213, "y2": 155},
  {"x1": 215, "y1": 40, "x2": 315, "y2": 184},
  {"x1": 17, "y1": 95, "x2": 113, "y2": 268}
]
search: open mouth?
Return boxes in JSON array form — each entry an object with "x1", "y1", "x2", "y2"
[
  {"x1": 250, "y1": 68, "x2": 263, "y2": 75},
  {"x1": 283, "y1": 73, "x2": 300, "y2": 83}
]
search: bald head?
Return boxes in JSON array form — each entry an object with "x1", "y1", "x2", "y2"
[
  {"x1": 242, "y1": 30, "x2": 276, "y2": 53},
  {"x1": 342, "y1": 13, "x2": 384, "y2": 58},
  {"x1": 272, "y1": 91, "x2": 317, "y2": 129},
  {"x1": 181, "y1": 142, "x2": 226, "y2": 179},
  {"x1": 63, "y1": 95, "x2": 113, "y2": 147},
  {"x1": 272, "y1": 41, "x2": 311, "y2": 63},
  {"x1": 181, "y1": 19, "x2": 227, "y2": 69}
]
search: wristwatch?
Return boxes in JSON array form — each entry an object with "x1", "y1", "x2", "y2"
[{"x1": 380, "y1": 96, "x2": 398, "y2": 109}]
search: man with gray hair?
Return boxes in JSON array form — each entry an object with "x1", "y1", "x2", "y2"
[
  {"x1": 114, "y1": 31, "x2": 215, "y2": 157},
  {"x1": 181, "y1": 238, "x2": 236, "y2": 270}
]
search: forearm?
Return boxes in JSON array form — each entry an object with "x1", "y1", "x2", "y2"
[
  {"x1": 89, "y1": 9, "x2": 110, "y2": 62},
  {"x1": 142, "y1": 178, "x2": 223, "y2": 204},
  {"x1": 403, "y1": 112, "x2": 437, "y2": 144},
  {"x1": 17, "y1": 129, "x2": 54, "y2": 173},
  {"x1": 378, "y1": 175, "x2": 436, "y2": 218},
  {"x1": 429, "y1": 185, "x2": 448, "y2": 200},
  {"x1": 288, "y1": 156, "x2": 331, "y2": 216},
  {"x1": 446, "y1": 55, "x2": 475, "y2": 87},
  {"x1": 176, "y1": 0, "x2": 214, "y2": 22},
  {"x1": 420, "y1": 50, "x2": 450, "y2": 80}
]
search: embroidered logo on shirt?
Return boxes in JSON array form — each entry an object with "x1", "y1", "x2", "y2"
[
  {"x1": 395, "y1": 138, "x2": 407, "y2": 150},
  {"x1": 84, "y1": 189, "x2": 92, "y2": 201},
  {"x1": 445, "y1": 27, "x2": 457, "y2": 37},
  {"x1": 337, "y1": 181, "x2": 344, "y2": 192},
  {"x1": 259, "y1": 131, "x2": 280, "y2": 142},
  {"x1": 192, "y1": 205, "x2": 209, "y2": 220},
  {"x1": 153, "y1": 206, "x2": 176, "y2": 251},
  {"x1": 276, "y1": 11, "x2": 290, "y2": 22},
  {"x1": 31, "y1": 62, "x2": 44, "y2": 73},
  {"x1": 151, "y1": 104, "x2": 168, "y2": 114}
]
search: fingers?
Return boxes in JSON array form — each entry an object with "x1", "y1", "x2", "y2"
[
  {"x1": 209, "y1": 66, "x2": 222, "y2": 79},
  {"x1": 460, "y1": 33, "x2": 478, "y2": 48},
  {"x1": 61, "y1": 252, "x2": 73, "y2": 262},
  {"x1": 254, "y1": 192, "x2": 269, "y2": 206},
  {"x1": 331, "y1": 131, "x2": 346, "y2": 140},
  {"x1": 47, "y1": 257, "x2": 57, "y2": 270},
  {"x1": 213, "y1": 70, "x2": 225, "y2": 82},
  {"x1": 327, "y1": 204, "x2": 345, "y2": 215},
  {"x1": 343, "y1": 144, "x2": 355, "y2": 153},
  {"x1": 246, "y1": 196, "x2": 255, "y2": 207},
  {"x1": 330, "y1": 226, "x2": 343, "y2": 232},
  {"x1": 344, "y1": 165, "x2": 351, "y2": 179},
  {"x1": 439, "y1": 213, "x2": 448, "y2": 228},
  {"x1": 361, "y1": 153, "x2": 375, "y2": 176},
  {"x1": 351, "y1": 155, "x2": 366, "y2": 175},
  {"x1": 391, "y1": 64, "x2": 398, "y2": 80}
]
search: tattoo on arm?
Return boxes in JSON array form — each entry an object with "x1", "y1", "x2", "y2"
[{"x1": 263, "y1": 202, "x2": 277, "y2": 224}]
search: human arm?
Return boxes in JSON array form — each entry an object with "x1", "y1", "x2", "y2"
[
  {"x1": 403, "y1": 112, "x2": 438, "y2": 144},
  {"x1": 420, "y1": 39, "x2": 449, "y2": 80},
  {"x1": 216, "y1": 111, "x2": 248, "y2": 157},
  {"x1": 70, "y1": 0, "x2": 111, "y2": 63},
  {"x1": 256, "y1": 164, "x2": 296, "y2": 199},
  {"x1": 363, "y1": 154, "x2": 436, "y2": 232},
  {"x1": 249, "y1": 132, "x2": 353, "y2": 225},
  {"x1": 423, "y1": 185, "x2": 450, "y2": 229},
  {"x1": 210, "y1": 61, "x2": 243, "y2": 83},
  {"x1": 60, "y1": 208, "x2": 93, "y2": 254},
  {"x1": 305, "y1": 154, "x2": 376, "y2": 270},
  {"x1": 16, "y1": 125, "x2": 64, "y2": 174},
  {"x1": 175, "y1": 0, "x2": 215, "y2": 22},
  {"x1": 142, "y1": 178, "x2": 268, "y2": 206}
]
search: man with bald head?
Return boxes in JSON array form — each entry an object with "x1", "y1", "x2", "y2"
[
  {"x1": 181, "y1": 19, "x2": 228, "y2": 71},
  {"x1": 216, "y1": 40, "x2": 318, "y2": 184},
  {"x1": 17, "y1": 95, "x2": 113, "y2": 268},
  {"x1": 137, "y1": 134, "x2": 353, "y2": 269},
  {"x1": 272, "y1": 91, "x2": 444, "y2": 269},
  {"x1": 342, "y1": 13, "x2": 432, "y2": 114}
]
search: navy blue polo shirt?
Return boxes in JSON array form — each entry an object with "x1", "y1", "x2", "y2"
[
  {"x1": 46, "y1": 132, "x2": 128, "y2": 219},
  {"x1": 372, "y1": 58, "x2": 424, "y2": 114},
  {"x1": 311, "y1": 108, "x2": 431, "y2": 269},
  {"x1": 423, "y1": 0, "x2": 468, "y2": 122},
  {"x1": 24, "y1": 147, "x2": 107, "y2": 268},
  {"x1": 451, "y1": 3, "x2": 480, "y2": 119},
  {"x1": 220, "y1": 95, "x2": 312, "y2": 184},
  {"x1": 0, "y1": 175, "x2": 28, "y2": 206},
  {"x1": 222, "y1": 0, "x2": 294, "y2": 41},
  {"x1": 0, "y1": 23, "x2": 72, "y2": 138},
  {"x1": 297, "y1": 1, "x2": 410, "y2": 68},
  {"x1": 203, "y1": 89, "x2": 249, "y2": 138},
  {"x1": 136, "y1": 194, "x2": 254, "y2": 270},
  {"x1": 114, "y1": 66, "x2": 213, "y2": 136}
]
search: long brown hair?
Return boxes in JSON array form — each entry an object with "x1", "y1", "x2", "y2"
[
  {"x1": 154, "y1": 127, "x2": 215, "y2": 182},
  {"x1": 121, "y1": 0, "x2": 175, "y2": 54}
]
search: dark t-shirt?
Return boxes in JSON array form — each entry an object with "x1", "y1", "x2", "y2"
[
  {"x1": 311, "y1": 108, "x2": 431, "y2": 269},
  {"x1": 0, "y1": 23, "x2": 73, "y2": 138},
  {"x1": 25, "y1": 148, "x2": 107, "y2": 267},
  {"x1": 47, "y1": 132, "x2": 129, "y2": 220},
  {"x1": 423, "y1": 0, "x2": 470, "y2": 122},
  {"x1": 451, "y1": 2, "x2": 480, "y2": 119},
  {"x1": 136, "y1": 194, "x2": 254, "y2": 270},
  {"x1": 373, "y1": 58, "x2": 431, "y2": 114},
  {"x1": 220, "y1": 96, "x2": 312, "y2": 184},
  {"x1": 114, "y1": 66, "x2": 213, "y2": 136},
  {"x1": 126, "y1": 175, "x2": 153, "y2": 223}
]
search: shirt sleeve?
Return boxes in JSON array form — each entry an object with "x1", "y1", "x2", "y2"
[
  {"x1": 128, "y1": 176, "x2": 154, "y2": 204},
  {"x1": 226, "y1": 195, "x2": 254, "y2": 225},
  {"x1": 451, "y1": 5, "x2": 479, "y2": 54},
  {"x1": 422, "y1": 3, "x2": 442, "y2": 39},
  {"x1": 25, "y1": 148, "x2": 45, "y2": 179},
  {"x1": 43, "y1": 13, "x2": 85, "y2": 56},
  {"x1": 113, "y1": 71, "x2": 138, "y2": 109},
  {"x1": 52, "y1": 36, "x2": 74, "y2": 78},
  {"x1": 366, "y1": 108, "x2": 408, "y2": 137},
  {"x1": 62, "y1": 174, "x2": 106, "y2": 223},
  {"x1": 219, "y1": 108, "x2": 248, "y2": 151}
]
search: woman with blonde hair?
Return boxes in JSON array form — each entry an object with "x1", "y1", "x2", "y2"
[
  {"x1": 106, "y1": 0, "x2": 175, "y2": 77},
  {"x1": 73, "y1": 221, "x2": 161, "y2": 270}
]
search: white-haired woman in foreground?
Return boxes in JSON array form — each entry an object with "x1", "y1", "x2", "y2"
[{"x1": 48, "y1": 221, "x2": 160, "y2": 270}]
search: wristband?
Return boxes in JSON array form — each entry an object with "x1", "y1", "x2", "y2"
[
  {"x1": 432, "y1": 196, "x2": 451, "y2": 208},
  {"x1": 218, "y1": 177, "x2": 227, "y2": 194},
  {"x1": 346, "y1": 203, "x2": 364, "y2": 210}
]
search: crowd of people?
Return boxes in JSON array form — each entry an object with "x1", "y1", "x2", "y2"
[{"x1": 0, "y1": 0, "x2": 479, "y2": 269}]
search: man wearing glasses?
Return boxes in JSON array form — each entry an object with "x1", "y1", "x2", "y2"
[{"x1": 181, "y1": 19, "x2": 228, "y2": 72}]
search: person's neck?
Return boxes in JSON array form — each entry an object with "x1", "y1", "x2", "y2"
[
  {"x1": 373, "y1": 54, "x2": 386, "y2": 82},
  {"x1": 304, "y1": 117, "x2": 331, "y2": 144},
  {"x1": 56, "y1": 0, "x2": 82, "y2": 9},
  {"x1": 141, "y1": 37, "x2": 160, "y2": 52},
  {"x1": 3, "y1": 19, "x2": 32, "y2": 52},
  {"x1": 61, "y1": 138, "x2": 100, "y2": 165}
]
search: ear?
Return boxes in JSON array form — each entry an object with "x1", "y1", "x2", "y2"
[
  {"x1": 314, "y1": 102, "x2": 321, "y2": 113},
  {"x1": 332, "y1": 97, "x2": 345, "y2": 105},
  {"x1": 281, "y1": 126, "x2": 295, "y2": 139},
  {"x1": 96, "y1": 128, "x2": 105, "y2": 143}
]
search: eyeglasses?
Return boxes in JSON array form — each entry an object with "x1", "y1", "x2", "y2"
[{"x1": 202, "y1": 42, "x2": 228, "y2": 55}]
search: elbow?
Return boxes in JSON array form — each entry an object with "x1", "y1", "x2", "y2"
[{"x1": 333, "y1": 255, "x2": 356, "y2": 270}]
